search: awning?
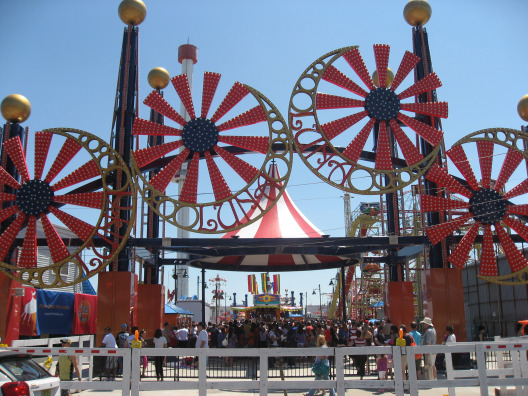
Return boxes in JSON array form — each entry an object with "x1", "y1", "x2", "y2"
[{"x1": 165, "y1": 303, "x2": 194, "y2": 316}]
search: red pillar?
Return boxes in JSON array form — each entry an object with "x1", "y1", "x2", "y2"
[
  {"x1": 137, "y1": 284, "x2": 165, "y2": 337},
  {"x1": 386, "y1": 281, "x2": 414, "y2": 328},
  {"x1": 0, "y1": 272, "x2": 21, "y2": 345},
  {"x1": 422, "y1": 268, "x2": 467, "y2": 342},
  {"x1": 96, "y1": 271, "x2": 137, "y2": 346}
]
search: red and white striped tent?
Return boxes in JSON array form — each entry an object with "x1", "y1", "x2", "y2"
[{"x1": 190, "y1": 164, "x2": 354, "y2": 271}]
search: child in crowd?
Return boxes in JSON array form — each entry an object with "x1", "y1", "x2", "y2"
[{"x1": 376, "y1": 353, "x2": 388, "y2": 393}]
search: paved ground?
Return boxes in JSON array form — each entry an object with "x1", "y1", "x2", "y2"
[
  {"x1": 77, "y1": 387, "x2": 500, "y2": 395},
  {"x1": 73, "y1": 379, "x2": 504, "y2": 396}
]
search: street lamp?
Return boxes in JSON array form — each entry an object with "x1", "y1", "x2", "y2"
[
  {"x1": 224, "y1": 295, "x2": 232, "y2": 322},
  {"x1": 172, "y1": 266, "x2": 189, "y2": 303},
  {"x1": 209, "y1": 274, "x2": 226, "y2": 323},
  {"x1": 313, "y1": 284, "x2": 322, "y2": 319}
]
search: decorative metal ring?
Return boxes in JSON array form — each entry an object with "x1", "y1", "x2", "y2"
[
  {"x1": 131, "y1": 73, "x2": 293, "y2": 233},
  {"x1": 422, "y1": 127, "x2": 528, "y2": 285},
  {"x1": 289, "y1": 45, "x2": 446, "y2": 195},
  {"x1": 0, "y1": 128, "x2": 135, "y2": 288}
]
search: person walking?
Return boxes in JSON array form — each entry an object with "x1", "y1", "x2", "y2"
[
  {"x1": 409, "y1": 321, "x2": 422, "y2": 380},
  {"x1": 195, "y1": 322, "x2": 209, "y2": 368},
  {"x1": 177, "y1": 325, "x2": 189, "y2": 348},
  {"x1": 56, "y1": 338, "x2": 82, "y2": 396},
  {"x1": 116, "y1": 324, "x2": 129, "y2": 375},
  {"x1": 152, "y1": 328, "x2": 167, "y2": 381},
  {"x1": 139, "y1": 329, "x2": 148, "y2": 377},
  {"x1": 376, "y1": 352, "x2": 389, "y2": 393},
  {"x1": 445, "y1": 324, "x2": 456, "y2": 343},
  {"x1": 303, "y1": 335, "x2": 335, "y2": 396},
  {"x1": 352, "y1": 329, "x2": 367, "y2": 380},
  {"x1": 421, "y1": 317, "x2": 437, "y2": 380},
  {"x1": 101, "y1": 327, "x2": 117, "y2": 381}
]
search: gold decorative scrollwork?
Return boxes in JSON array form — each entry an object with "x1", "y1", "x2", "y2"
[
  {"x1": 131, "y1": 84, "x2": 293, "y2": 233},
  {"x1": 0, "y1": 128, "x2": 135, "y2": 288},
  {"x1": 289, "y1": 46, "x2": 441, "y2": 195}
]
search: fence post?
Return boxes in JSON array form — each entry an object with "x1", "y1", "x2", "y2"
[
  {"x1": 129, "y1": 348, "x2": 140, "y2": 396},
  {"x1": 475, "y1": 343, "x2": 489, "y2": 396},
  {"x1": 444, "y1": 349, "x2": 455, "y2": 396},
  {"x1": 406, "y1": 346, "x2": 418, "y2": 396},
  {"x1": 121, "y1": 348, "x2": 132, "y2": 396},
  {"x1": 335, "y1": 347, "x2": 345, "y2": 396},
  {"x1": 88, "y1": 336, "x2": 94, "y2": 381},
  {"x1": 392, "y1": 346, "x2": 404, "y2": 395},
  {"x1": 519, "y1": 344, "x2": 528, "y2": 395},
  {"x1": 198, "y1": 349, "x2": 207, "y2": 396},
  {"x1": 260, "y1": 348, "x2": 269, "y2": 396}
]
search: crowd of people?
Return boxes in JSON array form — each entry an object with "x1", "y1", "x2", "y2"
[{"x1": 98, "y1": 316, "x2": 461, "y2": 390}]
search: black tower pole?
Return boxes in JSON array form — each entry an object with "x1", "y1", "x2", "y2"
[
  {"x1": 0, "y1": 122, "x2": 28, "y2": 261},
  {"x1": 111, "y1": 25, "x2": 139, "y2": 272},
  {"x1": 143, "y1": 90, "x2": 164, "y2": 284},
  {"x1": 201, "y1": 268, "x2": 206, "y2": 324},
  {"x1": 413, "y1": 26, "x2": 447, "y2": 269}
]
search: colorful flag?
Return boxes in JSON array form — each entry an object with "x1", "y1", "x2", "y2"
[
  {"x1": 273, "y1": 274, "x2": 280, "y2": 294},
  {"x1": 72, "y1": 293, "x2": 97, "y2": 334},
  {"x1": 261, "y1": 273, "x2": 268, "y2": 293},
  {"x1": 248, "y1": 275, "x2": 254, "y2": 293},
  {"x1": 19, "y1": 288, "x2": 38, "y2": 336}
]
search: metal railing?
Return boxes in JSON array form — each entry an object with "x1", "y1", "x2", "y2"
[{"x1": 6, "y1": 338, "x2": 528, "y2": 396}]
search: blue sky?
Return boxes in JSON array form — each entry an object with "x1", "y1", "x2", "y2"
[{"x1": 1, "y1": 1, "x2": 528, "y2": 309}]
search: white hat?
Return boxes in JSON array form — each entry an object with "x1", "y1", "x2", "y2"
[{"x1": 420, "y1": 317, "x2": 433, "y2": 326}]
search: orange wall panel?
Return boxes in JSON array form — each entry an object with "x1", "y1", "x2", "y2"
[
  {"x1": 96, "y1": 271, "x2": 137, "y2": 346},
  {"x1": 387, "y1": 281, "x2": 414, "y2": 328},
  {"x1": 137, "y1": 284, "x2": 165, "y2": 337},
  {"x1": 422, "y1": 268, "x2": 467, "y2": 342}
]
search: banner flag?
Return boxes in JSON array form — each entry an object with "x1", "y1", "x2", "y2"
[
  {"x1": 248, "y1": 275, "x2": 253, "y2": 293},
  {"x1": 19, "y1": 288, "x2": 38, "y2": 336},
  {"x1": 72, "y1": 293, "x2": 97, "y2": 334},
  {"x1": 273, "y1": 274, "x2": 280, "y2": 294},
  {"x1": 261, "y1": 273, "x2": 268, "y2": 293},
  {"x1": 254, "y1": 280, "x2": 258, "y2": 295},
  {"x1": 36, "y1": 290, "x2": 74, "y2": 335}
]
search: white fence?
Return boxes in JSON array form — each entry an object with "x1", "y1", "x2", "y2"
[
  {"x1": 7, "y1": 339, "x2": 528, "y2": 396},
  {"x1": 11, "y1": 335, "x2": 95, "y2": 379}
]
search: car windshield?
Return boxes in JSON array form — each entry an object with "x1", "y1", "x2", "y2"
[{"x1": 0, "y1": 356, "x2": 50, "y2": 381}]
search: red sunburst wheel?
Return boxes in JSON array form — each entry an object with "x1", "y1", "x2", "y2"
[
  {"x1": 0, "y1": 128, "x2": 135, "y2": 288},
  {"x1": 289, "y1": 45, "x2": 447, "y2": 195},
  {"x1": 422, "y1": 128, "x2": 528, "y2": 284},
  {"x1": 131, "y1": 72, "x2": 293, "y2": 233}
]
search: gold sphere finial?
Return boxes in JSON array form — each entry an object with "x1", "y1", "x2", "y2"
[
  {"x1": 372, "y1": 68, "x2": 395, "y2": 88},
  {"x1": 403, "y1": 0, "x2": 432, "y2": 26},
  {"x1": 517, "y1": 94, "x2": 528, "y2": 122},
  {"x1": 1, "y1": 94, "x2": 31, "y2": 124},
  {"x1": 148, "y1": 67, "x2": 170, "y2": 89},
  {"x1": 118, "y1": 0, "x2": 146, "y2": 26}
]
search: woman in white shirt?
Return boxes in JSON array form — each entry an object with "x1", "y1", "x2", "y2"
[
  {"x1": 445, "y1": 324, "x2": 456, "y2": 343},
  {"x1": 153, "y1": 328, "x2": 167, "y2": 381}
]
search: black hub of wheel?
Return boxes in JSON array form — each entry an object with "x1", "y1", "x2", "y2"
[
  {"x1": 16, "y1": 179, "x2": 54, "y2": 216},
  {"x1": 182, "y1": 117, "x2": 219, "y2": 153},
  {"x1": 469, "y1": 188, "x2": 506, "y2": 225},
  {"x1": 365, "y1": 87, "x2": 401, "y2": 121}
]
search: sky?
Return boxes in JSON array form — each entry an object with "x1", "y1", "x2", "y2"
[{"x1": 1, "y1": 1, "x2": 528, "y2": 310}]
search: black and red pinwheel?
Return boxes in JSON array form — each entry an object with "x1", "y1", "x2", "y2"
[
  {"x1": 422, "y1": 128, "x2": 528, "y2": 284},
  {"x1": 0, "y1": 128, "x2": 135, "y2": 288},
  {"x1": 131, "y1": 72, "x2": 293, "y2": 233},
  {"x1": 289, "y1": 45, "x2": 447, "y2": 195}
]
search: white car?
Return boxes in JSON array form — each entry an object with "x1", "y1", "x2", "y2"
[{"x1": 0, "y1": 351, "x2": 60, "y2": 396}]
